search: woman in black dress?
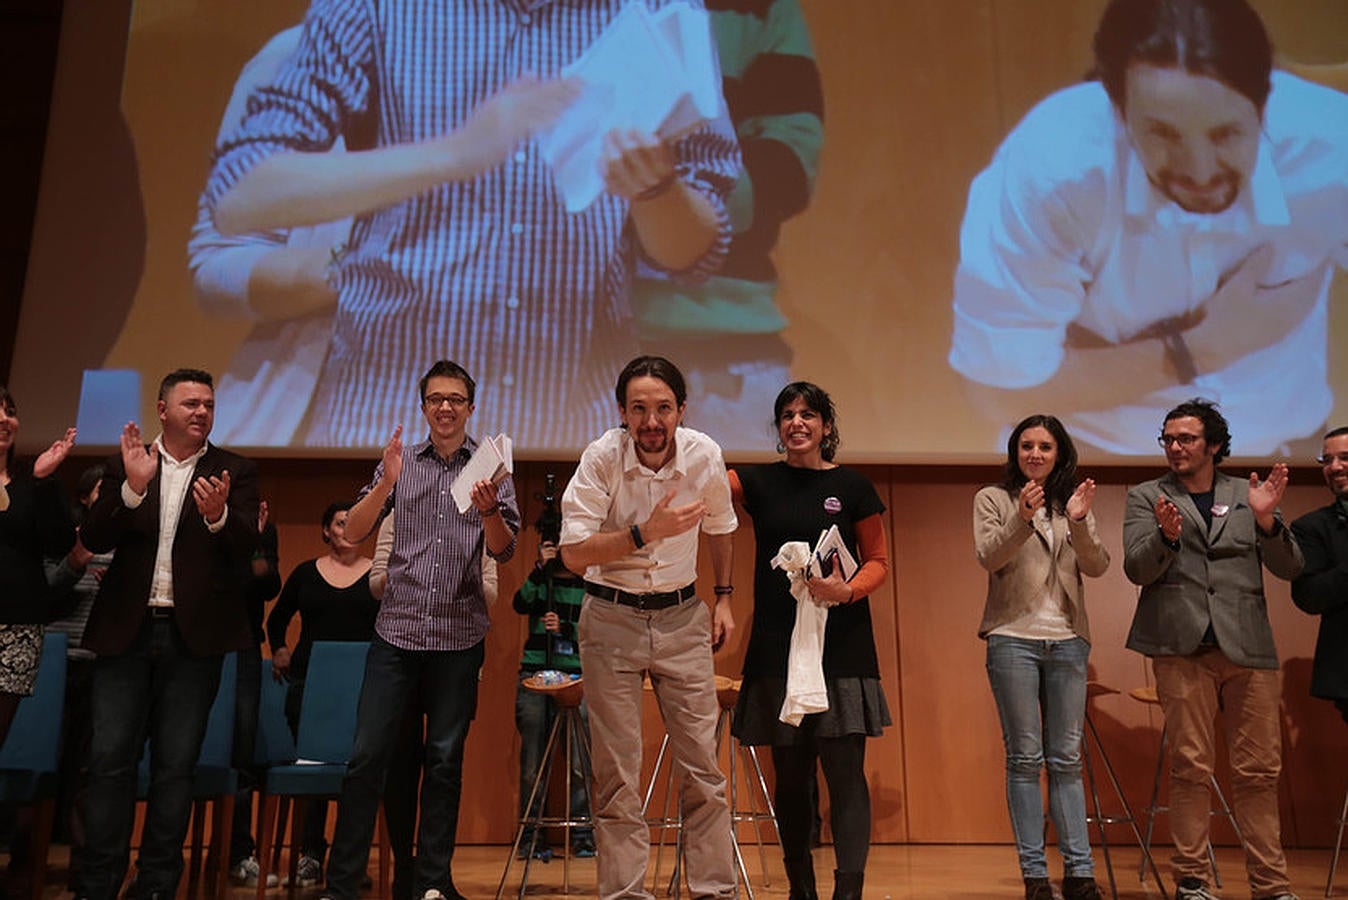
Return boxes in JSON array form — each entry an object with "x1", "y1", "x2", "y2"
[{"x1": 729, "y1": 382, "x2": 890, "y2": 900}]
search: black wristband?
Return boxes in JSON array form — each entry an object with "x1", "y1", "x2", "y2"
[
  {"x1": 481, "y1": 504, "x2": 500, "y2": 518},
  {"x1": 630, "y1": 524, "x2": 645, "y2": 548},
  {"x1": 713, "y1": 585, "x2": 734, "y2": 596}
]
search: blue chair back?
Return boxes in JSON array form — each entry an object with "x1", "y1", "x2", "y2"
[
  {"x1": 255, "y1": 659, "x2": 296, "y2": 764},
  {"x1": 195, "y1": 651, "x2": 237, "y2": 769},
  {"x1": 0, "y1": 632, "x2": 68, "y2": 775},
  {"x1": 294, "y1": 641, "x2": 369, "y2": 764}
]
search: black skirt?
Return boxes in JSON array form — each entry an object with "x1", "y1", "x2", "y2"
[{"x1": 731, "y1": 674, "x2": 891, "y2": 746}]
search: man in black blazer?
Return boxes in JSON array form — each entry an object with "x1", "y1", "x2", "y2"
[
  {"x1": 79, "y1": 368, "x2": 259, "y2": 900},
  {"x1": 1123, "y1": 399, "x2": 1302, "y2": 900},
  {"x1": 1291, "y1": 426, "x2": 1348, "y2": 724}
]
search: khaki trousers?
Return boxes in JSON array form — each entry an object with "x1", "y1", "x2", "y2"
[
  {"x1": 1152, "y1": 649, "x2": 1289, "y2": 897},
  {"x1": 579, "y1": 594, "x2": 734, "y2": 900}
]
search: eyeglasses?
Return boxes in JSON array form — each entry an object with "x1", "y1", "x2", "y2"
[
  {"x1": 1157, "y1": 433, "x2": 1202, "y2": 448},
  {"x1": 423, "y1": 393, "x2": 470, "y2": 409},
  {"x1": 1317, "y1": 453, "x2": 1348, "y2": 466}
]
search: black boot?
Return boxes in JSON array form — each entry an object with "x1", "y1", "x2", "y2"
[
  {"x1": 783, "y1": 855, "x2": 817, "y2": 900},
  {"x1": 832, "y1": 870, "x2": 863, "y2": 900},
  {"x1": 1024, "y1": 876, "x2": 1054, "y2": 900},
  {"x1": 1061, "y1": 875, "x2": 1103, "y2": 899}
]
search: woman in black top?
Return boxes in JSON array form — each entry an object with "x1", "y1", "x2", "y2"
[
  {"x1": 0, "y1": 385, "x2": 76, "y2": 744},
  {"x1": 264, "y1": 500, "x2": 377, "y2": 882},
  {"x1": 729, "y1": 382, "x2": 890, "y2": 900}
]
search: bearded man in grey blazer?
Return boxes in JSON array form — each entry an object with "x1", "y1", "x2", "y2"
[{"x1": 1123, "y1": 399, "x2": 1302, "y2": 900}]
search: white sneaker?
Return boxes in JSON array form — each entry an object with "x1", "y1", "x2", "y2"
[
  {"x1": 421, "y1": 891, "x2": 446, "y2": 900},
  {"x1": 1175, "y1": 880, "x2": 1217, "y2": 900},
  {"x1": 229, "y1": 857, "x2": 261, "y2": 887}
]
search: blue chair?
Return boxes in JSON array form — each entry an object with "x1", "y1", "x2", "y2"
[
  {"x1": 255, "y1": 659, "x2": 297, "y2": 875},
  {"x1": 132, "y1": 651, "x2": 238, "y2": 900},
  {"x1": 0, "y1": 632, "x2": 68, "y2": 900},
  {"x1": 254, "y1": 641, "x2": 374, "y2": 900}
]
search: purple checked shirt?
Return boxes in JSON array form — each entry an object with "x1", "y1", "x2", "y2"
[{"x1": 362, "y1": 435, "x2": 520, "y2": 651}]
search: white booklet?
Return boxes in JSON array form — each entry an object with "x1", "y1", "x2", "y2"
[
  {"x1": 808, "y1": 525, "x2": 859, "y2": 582},
  {"x1": 539, "y1": 1, "x2": 723, "y2": 212},
  {"x1": 451, "y1": 433, "x2": 513, "y2": 513}
]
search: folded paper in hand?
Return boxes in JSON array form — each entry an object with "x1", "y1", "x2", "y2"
[
  {"x1": 809, "y1": 525, "x2": 858, "y2": 582},
  {"x1": 451, "y1": 434, "x2": 513, "y2": 513},
  {"x1": 539, "y1": 1, "x2": 723, "y2": 212}
]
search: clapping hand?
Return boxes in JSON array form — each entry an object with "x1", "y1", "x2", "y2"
[
  {"x1": 33, "y1": 427, "x2": 77, "y2": 479},
  {"x1": 192, "y1": 471, "x2": 231, "y2": 523},
  {"x1": 1017, "y1": 482, "x2": 1045, "y2": 522},
  {"x1": 1247, "y1": 463, "x2": 1289, "y2": 532},
  {"x1": 1152, "y1": 495, "x2": 1183, "y2": 543},
  {"x1": 1065, "y1": 478, "x2": 1096, "y2": 521},
  {"x1": 120, "y1": 422, "x2": 159, "y2": 495}
]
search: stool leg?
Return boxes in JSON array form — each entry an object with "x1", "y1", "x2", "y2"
[
  {"x1": 735, "y1": 742, "x2": 772, "y2": 888},
  {"x1": 1080, "y1": 735, "x2": 1119, "y2": 900},
  {"x1": 1139, "y1": 724, "x2": 1167, "y2": 883},
  {"x1": 496, "y1": 711, "x2": 564, "y2": 900},
  {"x1": 1085, "y1": 714, "x2": 1168, "y2": 900},
  {"x1": 1327, "y1": 782, "x2": 1348, "y2": 899}
]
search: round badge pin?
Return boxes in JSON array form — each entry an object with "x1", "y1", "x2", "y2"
[{"x1": 823, "y1": 496, "x2": 841, "y2": 514}]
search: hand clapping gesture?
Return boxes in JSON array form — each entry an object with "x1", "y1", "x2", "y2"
[
  {"x1": 1065, "y1": 478, "x2": 1096, "y2": 522},
  {"x1": 1017, "y1": 481, "x2": 1045, "y2": 522},
  {"x1": 33, "y1": 427, "x2": 77, "y2": 479},
  {"x1": 120, "y1": 422, "x2": 159, "y2": 495},
  {"x1": 1152, "y1": 495, "x2": 1183, "y2": 543},
  {"x1": 380, "y1": 425, "x2": 404, "y2": 487},
  {"x1": 192, "y1": 471, "x2": 232, "y2": 524},
  {"x1": 1247, "y1": 462, "x2": 1289, "y2": 532}
]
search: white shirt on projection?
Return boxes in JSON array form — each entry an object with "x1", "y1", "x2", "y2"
[{"x1": 950, "y1": 72, "x2": 1348, "y2": 456}]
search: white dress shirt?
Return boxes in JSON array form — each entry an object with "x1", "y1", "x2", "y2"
[
  {"x1": 950, "y1": 72, "x2": 1348, "y2": 455},
  {"x1": 560, "y1": 426, "x2": 737, "y2": 593},
  {"x1": 120, "y1": 437, "x2": 213, "y2": 606}
]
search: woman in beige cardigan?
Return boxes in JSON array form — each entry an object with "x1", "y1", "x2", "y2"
[{"x1": 973, "y1": 414, "x2": 1110, "y2": 900}]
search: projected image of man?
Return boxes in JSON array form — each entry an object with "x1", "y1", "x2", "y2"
[
  {"x1": 948, "y1": 0, "x2": 1348, "y2": 456},
  {"x1": 199, "y1": 0, "x2": 739, "y2": 452}
]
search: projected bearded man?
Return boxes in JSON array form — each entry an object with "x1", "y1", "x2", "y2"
[
  {"x1": 948, "y1": 0, "x2": 1348, "y2": 456},
  {"x1": 199, "y1": 0, "x2": 739, "y2": 451}
]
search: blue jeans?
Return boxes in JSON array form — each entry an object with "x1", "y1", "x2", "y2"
[
  {"x1": 985, "y1": 635, "x2": 1093, "y2": 879},
  {"x1": 325, "y1": 635, "x2": 483, "y2": 900},
  {"x1": 514, "y1": 674, "x2": 592, "y2": 846},
  {"x1": 82, "y1": 617, "x2": 224, "y2": 900}
]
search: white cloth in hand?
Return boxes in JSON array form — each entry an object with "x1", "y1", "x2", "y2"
[{"x1": 772, "y1": 541, "x2": 829, "y2": 726}]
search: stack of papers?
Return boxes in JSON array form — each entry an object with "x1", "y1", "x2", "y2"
[
  {"x1": 540, "y1": 1, "x2": 724, "y2": 212},
  {"x1": 808, "y1": 526, "x2": 858, "y2": 581},
  {"x1": 451, "y1": 434, "x2": 513, "y2": 513}
]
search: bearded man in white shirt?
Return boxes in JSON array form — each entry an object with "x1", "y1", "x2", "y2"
[
  {"x1": 560, "y1": 355, "x2": 737, "y2": 900},
  {"x1": 949, "y1": 0, "x2": 1348, "y2": 456}
]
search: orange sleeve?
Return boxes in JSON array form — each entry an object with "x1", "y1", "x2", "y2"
[
  {"x1": 847, "y1": 513, "x2": 889, "y2": 601},
  {"x1": 728, "y1": 468, "x2": 745, "y2": 506}
]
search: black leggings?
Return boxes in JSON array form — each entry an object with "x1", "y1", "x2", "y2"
[{"x1": 771, "y1": 733, "x2": 870, "y2": 873}]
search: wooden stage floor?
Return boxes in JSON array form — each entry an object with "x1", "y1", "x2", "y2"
[{"x1": 15, "y1": 843, "x2": 1344, "y2": 899}]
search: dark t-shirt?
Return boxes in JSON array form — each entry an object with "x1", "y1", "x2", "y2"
[
  {"x1": 265, "y1": 558, "x2": 378, "y2": 680},
  {"x1": 736, "y1": 462, "x2": 885, "y2": 679}
]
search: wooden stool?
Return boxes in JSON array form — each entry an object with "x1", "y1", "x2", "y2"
[
  {"x1": 1129, "y1": 685, "x2": 1244, "y2": 889},
  {"x1": 496, "y1": 676, "x2": 594, "y2": 899},
  {"x1": 714, "y1": 677, "x2": 780, "y2": 892},
  {"x1": 642, "y1": 675, "x2": 762, "y2": 899},
  {"x1": 1081, "y1": 682, "x2": 1168, "y2": 899}
]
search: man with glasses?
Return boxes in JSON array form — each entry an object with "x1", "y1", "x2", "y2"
[
  {"x1": 1290, "y1": 428, "x2": 1348, "y2": 725},
  {"x1": 1122, "y1": 399, "x2": 1303, "y2": 900},
  {"x1": 318, "y1": 359, "x2": 520, "y2": 900}
]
